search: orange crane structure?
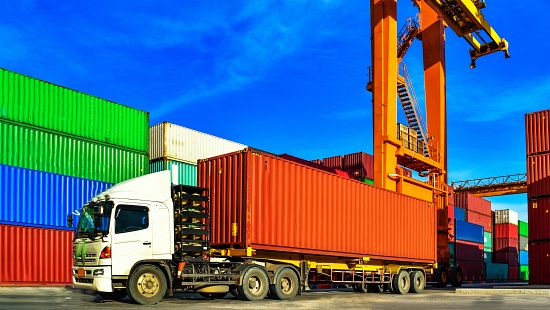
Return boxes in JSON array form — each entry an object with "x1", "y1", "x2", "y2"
[
  {"x1": 452, "y1": 173, "x2": 527, "y2": 197},
  {"x1": 369, "y1": 0, "x2": 509, "y2": 285}
]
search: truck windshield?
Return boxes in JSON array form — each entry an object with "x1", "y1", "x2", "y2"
[{"x1": 76, "y1": 201, "x2": 113, "y2": 239}]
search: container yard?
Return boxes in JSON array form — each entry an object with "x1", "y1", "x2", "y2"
[{"x1": 0, "y1": 0, "x2": 548, "y2": 309}]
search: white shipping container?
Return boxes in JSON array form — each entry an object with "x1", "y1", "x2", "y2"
[
  {"x1": 494, "y1": 209, "x2": 519, "y2": 225},
  {"x1": 149, "y1": 122, "x2": 247, "y2": 163}
]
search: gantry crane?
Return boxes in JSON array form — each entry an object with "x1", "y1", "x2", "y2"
[
  {"x1": 452, "y1": 173, "x2": 527, "y2": 197},
  {"x1": 369, "y1": 0, "x2": 508, "y2": 286}
]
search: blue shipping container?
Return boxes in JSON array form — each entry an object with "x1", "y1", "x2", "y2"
[
  {"x1": 0, "y1": 164, "x2": 111, "y2": 229},
  {"x1": 455, "y1": 219, "x2": 484, "y2": 244},
  {"x1": 519, "y1": 250, "x2": 528, "y2": 265},
  {"x1": 454, "y1": 206, "x2": 466, "y2": 221}
]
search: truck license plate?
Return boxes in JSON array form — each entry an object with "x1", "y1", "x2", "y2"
[{"x1": 78, "y1": 268, "x2": 85, "y2": 277}]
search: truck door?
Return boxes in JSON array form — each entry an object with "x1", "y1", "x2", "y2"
[{"x1": 111, "y1": 204, "x2": 153, "y2": 276}]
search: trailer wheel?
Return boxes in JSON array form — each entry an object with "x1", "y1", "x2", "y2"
[
  {"x1": 237, "y1": 266, "x2": 270, "y2": 301},
  {"x1": 98, "y1": 289, "x2": 127, "y2": 301},
  {"x1": 127, "y1": 264, "x2": 167, "y2": 305},
  {"x1": 270, "y1": 268, "x2": 299, "y2": 300},
  {"x1": 367, "y1": 284, "x2": 384, "y2": 293},
  {"x1": 451, "y1": 267, "x2": 463, "y2": 288},
  {"x1": 435, "y1": 267, "x2": 449, "y2": 288},
  {"x1": 352, "y1": 283, "x2": 368, "y2": 293},
  {"x1": 391, "y1": 270, "x2": 410, "y2": 295},
  {"x1": 409, "y1": 271, "x2": 425, "y2": 294}
]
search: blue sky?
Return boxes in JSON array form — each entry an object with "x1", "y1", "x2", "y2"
[{"x1": 1, "y1": 1, "x2": 548, "y2": 221}]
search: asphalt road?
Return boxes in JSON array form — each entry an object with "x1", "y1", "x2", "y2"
[{"x1": 1, "y1": 286, "x2": 549, "y2": 309}]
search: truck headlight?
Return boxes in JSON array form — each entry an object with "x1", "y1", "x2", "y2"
[{"x1": 93, "y1": 269, "x2": 104, "y2": 276}]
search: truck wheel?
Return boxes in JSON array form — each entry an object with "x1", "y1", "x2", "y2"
[
  {"x1": 367, "y1": 284, "x2": 384, "y2": 293},
  {"x1": 237, "y1": 266, "x2": 270, "y2": 301},
  {"x1": 352, "y1": 283, "x2": 368, "y2": 293},
  {"x1": 270, "y1": 268, "x2": 299, "y2": 300},
  {"x1": 391, "y1": 270, "x2": 410, "y2": 295},
  {"x1": 127, "y1": 264, "x2": 167, "y2": 305},
  {"x1": 98, "y1": 290, "x2": 127, "y2": 301},
  {"x1": 451, "y1": 267, "x2": 463, "y2": 288},
  {"x1": 409, "y1": 271, "x2": 425, "y2": 294},
  {"x1": 435, "y1": 268, "x2": 449, "y2": 288}
]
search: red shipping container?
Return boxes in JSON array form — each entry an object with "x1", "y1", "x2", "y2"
[
  {"x1": 494, "y1": 249, "x2": 519, "y2": 265},
  {"x1": 311, "y1": 159, "x2": 323, "y2": 165},
  {"x1": 466, "y1": 210, "x2": 492, "y2": 233},
  {"x1": 528, "y1": 198, "x2": 550, "y2": 241},
  {"x1": 494, "y1": 238, "x2": 519, "y2": 252},
  {"x1": 529, "y1": 241, "x2": 550, "y2": 284},
  {"x1": 527, "y1": 153, "x2": 550, "y2": 198},
  {"x1": 199, "y1": 149, "x2": 437, "y2": 263},
  {"x1": 525, "y1": 109, "x2": 550, "y2": 156},
  {"x1": 494, "y1": 223, "x2": 519, "y2": 239},
  {"x1": 508, "y1": 265, "x2": 519, "y2": 282},
  {"x1": 448, "y1": 186, "x2": 455, "y2": 207},
  {"x1": 279, "y1": 154, "x2": 335, "y2": 174},
  {"x1": 454, "y1": 193, "x2": 491, "y2": 215},
  {"x1": 322, "y1": 155, "x2": 343, "y2": 170},
  {"x1": 456, "y1": 260, "x2": 485, "y2": 282},
  {"x1": 447, "y1": 205, "x2": 455, "y2": 242},
  {"x1": 455, "y1": 240, "x2": 484, "y2": 262},
  {"x1": 0, "y1": 225, "x2": 73, "y2": 285},
  {"x1": 342, "y1": 152, "x2": 374, "y2": 180}
]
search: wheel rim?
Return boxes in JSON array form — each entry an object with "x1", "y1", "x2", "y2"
[
  {"x1": 416, "y1": 276, "x2": 422, "y2": 288},
  {"x1": 280, "y1": 276, "x2": 292, "y2": 294},
  {"x1": 137, "y1": 272, "x2": 160, "y2": 296},
  {"x1": 400, "y1": 274, "x2": 408, "y2": 289},
  {"x1": 248, "y1": 275, "x2": 262, "y2": 295}
]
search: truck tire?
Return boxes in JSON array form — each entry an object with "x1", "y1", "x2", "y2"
[
  {"x1": 352, "y1": 283, "x2": 368, "y2": 293},
  {"x1": 237, "y1": 266, "x2": 270, "y2": 301},
  {"x1": 409, "y1": 271, "x2": 425, "y2": 294},
  {"x1": 435, "y1": 267, "x2": 449, "y2": 288},
  {"x1": 367, "y1": 284, "x2": 385, "y2": 293},
  {"x1": 451, "y1": 267, "x2": 463, "y2": 288},
  {"x1": 391, "y1": 270, "x2": 410, "y2": 295},
  {"x1": 270, "y1": 268, "x2": 299, "y2": 300},
  {"x1": 98, "y1": 289, "x2": 127, "y2": 301},
  {"x1": 127, "y1": 264, "x2": 167, "y2": 305}
]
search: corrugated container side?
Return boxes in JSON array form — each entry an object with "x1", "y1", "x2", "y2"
[
  {"x1": 530, "y1": 241, "x2": 550, "y2": 284},
  {"x1": 342, "y1": 152, "x2": 374, "y2": 180},
  {"x1": 0, "y1": 69, "x2": 148, "y2": 152},
  {"x1": 527, "y1": 153, "x2": 550, "y2": 198},
  {"x1": 149, "y1": 159, "x2": 197, "y2": 186},
  {"x1": 483, "y1": 251, "x2": 492, "y2": 263},
  {"x1": 454, "y1": 193, "x2": 492, "y2": 215},
  {"x1": 455, "y1": 240, "x2": 484, "y2": 262},
  {"x1": 0, "y1": 121, "x2": 147, "y2": 183},
  {"x1": 494, "y1": 223, "x2": 519, "y2": 239},
  {"x1": 467, "y1": 210, "x2": 492, "y2": 233},
  {"x1": 457, "y1": 260, "x2": 484, "y2": 282},
  {"x1": 519, "y1": 250, "x2": 529, "y2": 265},
  {"x1": 494, "y1": 209, "x2": 519, "y2": 225},
  {"x1": 525, "y1": 109, "x2": 550, "y2": 155},
  {"x1": 0, "y1": 164, "x2": 111, "y2": 229},
  {"x1": 322, "y1": 155, "x2": 343, "y2": 170},
  {"x1": 0, "y1": 225, "x2": 72, "y2": 284},
  {"x1": 494, "y1": 248, "x2": 519, "y2": 265},
  {"x1": 455, "y1": 220, "x2": 484, "y2": 244},
  {"x1": 518, "y1": 220, "x2": 528, "y2": 237},
  {"x1": 486, "y1": 263, "x2": 508, "y2": 281},
  {"x1": 494, "y1": 238, "x2": 519, "y2": 253},
  {"x1": 519, "y1": 265, "x2": 529, "y2": 281},
  {"x1": 528, "y1": 198, "x2": 550, "y2": 241},
  {"x1": 519, "y1": 236, "x2": 529, "y2": 251},
  {"x1": 199, "y1": 149, "x2": 437, "y2": 263},
  {"x1": 454, "y1": 206, "x2": 466, "y2": 221},
  {"x1": 149, "y1": 122, "x2": 246, "y2": 163},
  {"x1": 508, "y1": 265, "x2": 519, "y2": 281}
]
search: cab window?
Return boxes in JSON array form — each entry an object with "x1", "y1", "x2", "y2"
[{"x1": 115, "y1": 205, "x2": 149, "y2": 234}]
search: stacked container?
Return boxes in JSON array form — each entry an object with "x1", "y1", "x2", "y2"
[
  {"x1": 518, "y1": 220, "x2": 529, "y2": 281},
  {"x1": 453, "y1": 220, "x2": 485, "y2": 281},
  {"x1": 149, "y1": 122, "x2": 246, "y2": 186},
  {"x1": 493, "y1": 209, "x2": 519, "y2": 281},
  {"x1": 0, "y1": 68, "x2": 149, "y2": 285},
  {"x1": 525, "y1": 109, "x2": 550, "y2": 284}
]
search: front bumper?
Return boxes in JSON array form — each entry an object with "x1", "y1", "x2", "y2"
[{"x1": 72, "y1": 266, "x2": 113, "y2": 292}]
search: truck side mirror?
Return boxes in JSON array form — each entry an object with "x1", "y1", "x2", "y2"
[{"x1": 67, "y1": 214, "x2": 73, "y2": 228}]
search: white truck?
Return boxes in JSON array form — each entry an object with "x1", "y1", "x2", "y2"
[{"x1": 71, "y1": 171, "x2": 302, "y2": 305}]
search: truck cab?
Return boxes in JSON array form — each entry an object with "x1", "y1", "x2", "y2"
[{"x1": 72, "y1": 171, "x2": 175, "y2": 302}]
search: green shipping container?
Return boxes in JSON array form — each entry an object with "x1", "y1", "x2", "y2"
[
  {"x1": 519, "y1": 220, "x2": 528, "y2": 237},
  {"x1": 486, "y1": 263, "x2": 508, "y2": 281},
  {"x1": 0, "y1": 68, "x2": 149, "y2": 152},
  {"x1": 149, "y1": 159, "x2": 197, "y2": 186},
  {"x1": 362, "y1": 178, "x2": 374, "y2": 185},
  {"x1": 484, "y1": 231, "x2": 492, "y2": 251},
  {"x1": 0, "y1": 121, "x2": 147, "y2": 183},
  {"x1": 519, "y1": 265, "x2": 529, "y2": 281},
  {"x1": 484, "y1": 251, "x2": 492, "y2": 263},
  {"x1": 449, "y1": 243, "x2": 455, "y2": 266}
]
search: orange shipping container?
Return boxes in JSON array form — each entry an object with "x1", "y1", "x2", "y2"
[{"x1": 199, "y1": 149, "x2": 436, "y2": 263}]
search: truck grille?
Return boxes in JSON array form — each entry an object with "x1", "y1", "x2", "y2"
[{"x1": 74, "y1": 253, "x2": 98, "y2": 266}]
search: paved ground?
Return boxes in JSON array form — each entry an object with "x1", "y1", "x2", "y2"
[{"x1": 1, "y1": 285, "x2": 550, "y2": 309}]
